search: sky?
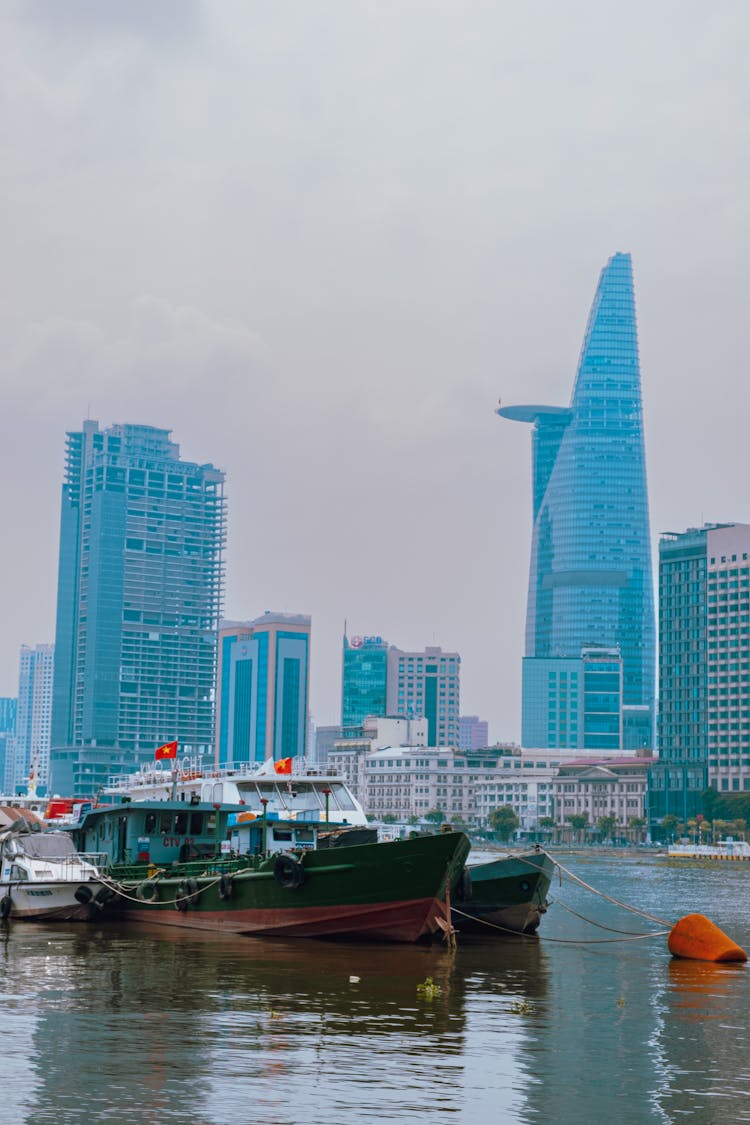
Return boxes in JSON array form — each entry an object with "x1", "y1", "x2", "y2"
[{"x1": 1, "y1": 1, "x2": 748, "y2": 743}]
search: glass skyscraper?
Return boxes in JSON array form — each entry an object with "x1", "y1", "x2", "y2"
[
  {"x1": 341, "y1": 634, "x2": 389, "y2": 727},
  {"x1": 50, "y1": 421, "x2": 226, "y2": 797},
  {"x1": 499, "y1": 252, "x2": 655, "y2": 749}
]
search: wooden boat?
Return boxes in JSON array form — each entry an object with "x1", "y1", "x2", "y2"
[
  {"x1": 72, "y1": 800, "x2": 471, "y2": 942},
  {"x1": 451, "y1": 848, "x2": 554, "y2": 935},
  {"x1": 0, "y1": 809, "x2": 115, "y2": 921}
]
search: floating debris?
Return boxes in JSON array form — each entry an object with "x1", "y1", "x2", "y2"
[{"x1": 416, "y1": 977, "x2": 442, "y2": 999}]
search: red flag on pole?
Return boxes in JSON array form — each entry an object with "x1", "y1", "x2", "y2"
[
  {"x1": 155, "y1": 741, "x2": 178, "y2": 761},
  {"x1": 274, "y1": 757, "x2": 293, "y2": 775}
]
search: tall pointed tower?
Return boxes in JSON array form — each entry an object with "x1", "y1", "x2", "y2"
[{"x1": 499, "y1": 252, "x2": 655, "y2": 750}]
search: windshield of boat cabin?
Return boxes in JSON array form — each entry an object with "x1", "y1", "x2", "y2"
[
  {"x1": 234, "y1": 781, "x2": 357, "y2": 813},
  {"x1": 19, "y1": 833, "x2": 78, "y2": 860}
]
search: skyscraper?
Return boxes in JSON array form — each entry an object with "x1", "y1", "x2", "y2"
[
  {"x1": 499, "y1": 252, "x2": 655, "y2": 749},
  {"x1": 0, "y1": 697, "x2": 17, "y2": 794},
  {"x1": 50, "y1": 421, "x2": 226, "y2": 797},
  {"x1": 216, "y1": 613, "x2": 311, "y2": 768},
  {"x1": 341, "y1": 633, "x2": 389, "y2": 727},
  {"x1": 7, "y1": 644, "x2": 54, "y2": 793},
  {"x1": 649, "y1": 523, "x2": 750, "y2": 823}
]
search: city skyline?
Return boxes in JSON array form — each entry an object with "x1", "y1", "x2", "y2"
[{"x1": 2, "y1": 4, "x2": 749, "y2": 743}]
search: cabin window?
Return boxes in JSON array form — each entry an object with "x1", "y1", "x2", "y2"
[
  {"x1": 160, "y1": 813, "x2": 172, "y2": 834},
  {"x1": 272, "y1": 830, "x2": 293, "y2": 842},
  {"x1": 144, "y1": 814, "x2": 157, "y2": 833},
  {"x1": 295, "y1": 829, "x2": 315, "y2": 843},
  {"x1": 174, "y1": 813, "x2": 188, "y2": 835},
  {"x1": 189, "y1": 813, "x2": 203, "y2": 835},
  {"x1": 10, "y1": 865, "x2": 27, "y2": 881}
]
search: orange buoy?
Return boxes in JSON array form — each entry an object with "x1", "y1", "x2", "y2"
[{"x1": 668, "y1": 913, "x2": 748, "y2": 963}]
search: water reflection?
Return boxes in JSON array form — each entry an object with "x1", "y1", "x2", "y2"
[
  {"x1": 5, "y1": 922, "x2": 548, "y2": 1124},
  {"x1": 7, "y1": 857, "x2": 747, "y2": 1124}
]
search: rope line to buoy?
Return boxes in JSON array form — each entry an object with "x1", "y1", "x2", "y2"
[
  {"x1": 546, "y1": 894, "x2": 669, "y2": 937},
  {"x1": 451, "y1": 905, "x2": 668, "y2": 944},
  {"x1": 543, "y1": 851, "x2": 672, "y2": 927}
]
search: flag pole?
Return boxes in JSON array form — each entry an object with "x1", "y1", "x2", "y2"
[{"x1": 170, "y1": 744, "x2": 179, "y2": 801}]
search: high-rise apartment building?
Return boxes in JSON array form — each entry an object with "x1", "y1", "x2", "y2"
[
  {"x1": 386, "y1": 646, "x2": 460, "y2": 747},
  {"x1": 215, "y1": 613, "x2": 310, "y2": 768},
  {"x1": 341, "y1": 633, "x2": 389, "y2": 726},
  {"x1": 649, "y1": 523, "x2": 750, "y2": 822},
  {"x1": 499, "y1": 252, "x2": 655, "y2": 750},
  {"x1": 50, "y1": 421, "x2": 226, "y2": 797},
  {"x1": 7, "y1": 645, "x2": 54, "y2": 793}
]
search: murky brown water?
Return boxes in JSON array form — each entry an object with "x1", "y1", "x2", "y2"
[{"x1": 1, "y1": 854, "x2": 748, "y2": 1124}]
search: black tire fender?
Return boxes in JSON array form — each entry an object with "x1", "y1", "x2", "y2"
[{"x1": 273, "y1": 853, "x2": 305, "y2": 890}]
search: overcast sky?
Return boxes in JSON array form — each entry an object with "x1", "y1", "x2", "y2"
[{"x1": 1, "y1": 1, "x2": 748, "y2": 742}]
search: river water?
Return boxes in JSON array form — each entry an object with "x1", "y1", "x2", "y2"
[{"x1": 0, "y1": 852, "x2": 748, "y2": 1125}]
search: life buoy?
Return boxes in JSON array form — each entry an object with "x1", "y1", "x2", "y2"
[
  {"x1": 273, "y1": 853, "x2": 305, "y2": 890},
  {"x1": 219, "y1": 874, "x2": 234, "y2": 901},
  {"x1": 74, "y1": 885, "x2": 93, "y2": 905},
  {"x1": 136, "y1": 880, "x2": 160, "y2": 902},
  {"x1": 0, "y1": 895, "x2": 11, "y2": 920}
]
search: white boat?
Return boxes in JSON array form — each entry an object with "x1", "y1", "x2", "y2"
[
  {"x1": 101, "y1": 756, "x2": 370, "y2": 828},
  {"x1": 0, "y1": 811, "x2": 114, "y2": 921},
  {"x1": 668, "y1": 838, "x2": 750, "y2": 861}
]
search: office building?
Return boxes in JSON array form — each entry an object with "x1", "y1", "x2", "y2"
[
  {"x1": 50, "y1": 422, "x2": 226, "y2": 797},
  {"x1": 216, "y1": 613, "x2": 310, "y2": 768},
  {"x1": 341, "y1": 633, "x2": 389, "y2": 726},
  {"x1": 649, "y1": 523, "x2": 750, "y2": 823},
  {"x1": 459, "y1": 715, "x2": 489, "y2": 751},
  {"x1": 499, "y1": 252, "x2": 655, "y2": 749},
  {"x1": 386, "y1": 645, "x2": 460, "y2": 747},
  {"x1": 7, "y1": 645, "x2": 54, "y2": 793}
]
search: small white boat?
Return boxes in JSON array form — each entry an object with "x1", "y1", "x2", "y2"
[
  {"x1": 668, "y1": 838, "x2": 750, "y2": 862},
  {"x1": 0, "y1": 811, "x2": 114, "y2": 921}
]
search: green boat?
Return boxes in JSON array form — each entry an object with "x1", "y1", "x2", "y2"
[
  {"x1": 72, "y1": 800, "x2": 471, "y2": 943},
  {"x1": 451, "y1": 849, "x2": 554, "y2": 935}
]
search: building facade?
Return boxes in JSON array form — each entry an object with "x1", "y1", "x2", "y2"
[
  {"x1": 386, "y1": 645, "x2": 460, "y2": 747},
  {"x1": 215, "y1": 613, "x2": 310, "y2": 768},
  {"x1": 500, "y1": 252, "x2": 656, "y2": 751},
  {"x1": 50, "y1": 421, "x2": 226, "y2": 797},
  {"x1": 341, "y1": 633, "x2": 389, "y2": 726},
  {"x1": 458, "y1": 715, "x2": 489, "y2": 751},
  {"x1": 329, "y1": 742, "x2": 583, "y2": 831},
  {"x1": 552, "y1": 757, "x2": 650, "y2": 837},
  {"x1": 7, "y1": 645, "x2": 54, "y2": 794},
  {"x1": 650, "y1": 523, "x2": 750, "y2": 823}
]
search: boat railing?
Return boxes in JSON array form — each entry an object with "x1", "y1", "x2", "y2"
[{"x1": 105, "y1": 755, "x2": 345, "y2": 791}]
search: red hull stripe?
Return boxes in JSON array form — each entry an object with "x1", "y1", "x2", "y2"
[{"x1": 122, "y1": 896, "x2": 449, "y2": 943}]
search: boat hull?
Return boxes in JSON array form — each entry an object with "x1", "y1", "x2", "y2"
[
  {"x1": 452, "y1": 850, "x2": 554, "y2": 936},
  {"x1": 111, "y1": 831, "x2": 471, "y2": 943},
  {"x1": 0, "y1": 880, "x2": 113, "y2": 922}
]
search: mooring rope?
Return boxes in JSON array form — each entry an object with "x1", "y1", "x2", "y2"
[{"x1": 541, "y1": 850, "x2": 672, "y2": 927}]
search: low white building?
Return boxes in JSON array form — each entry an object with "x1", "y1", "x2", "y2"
[
  {"x1": 551, "y1": 757, "x2": 651, "y2": 836},
  {"x1": 329, "y1": 742, "x2": 597, "y2": 830}
]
